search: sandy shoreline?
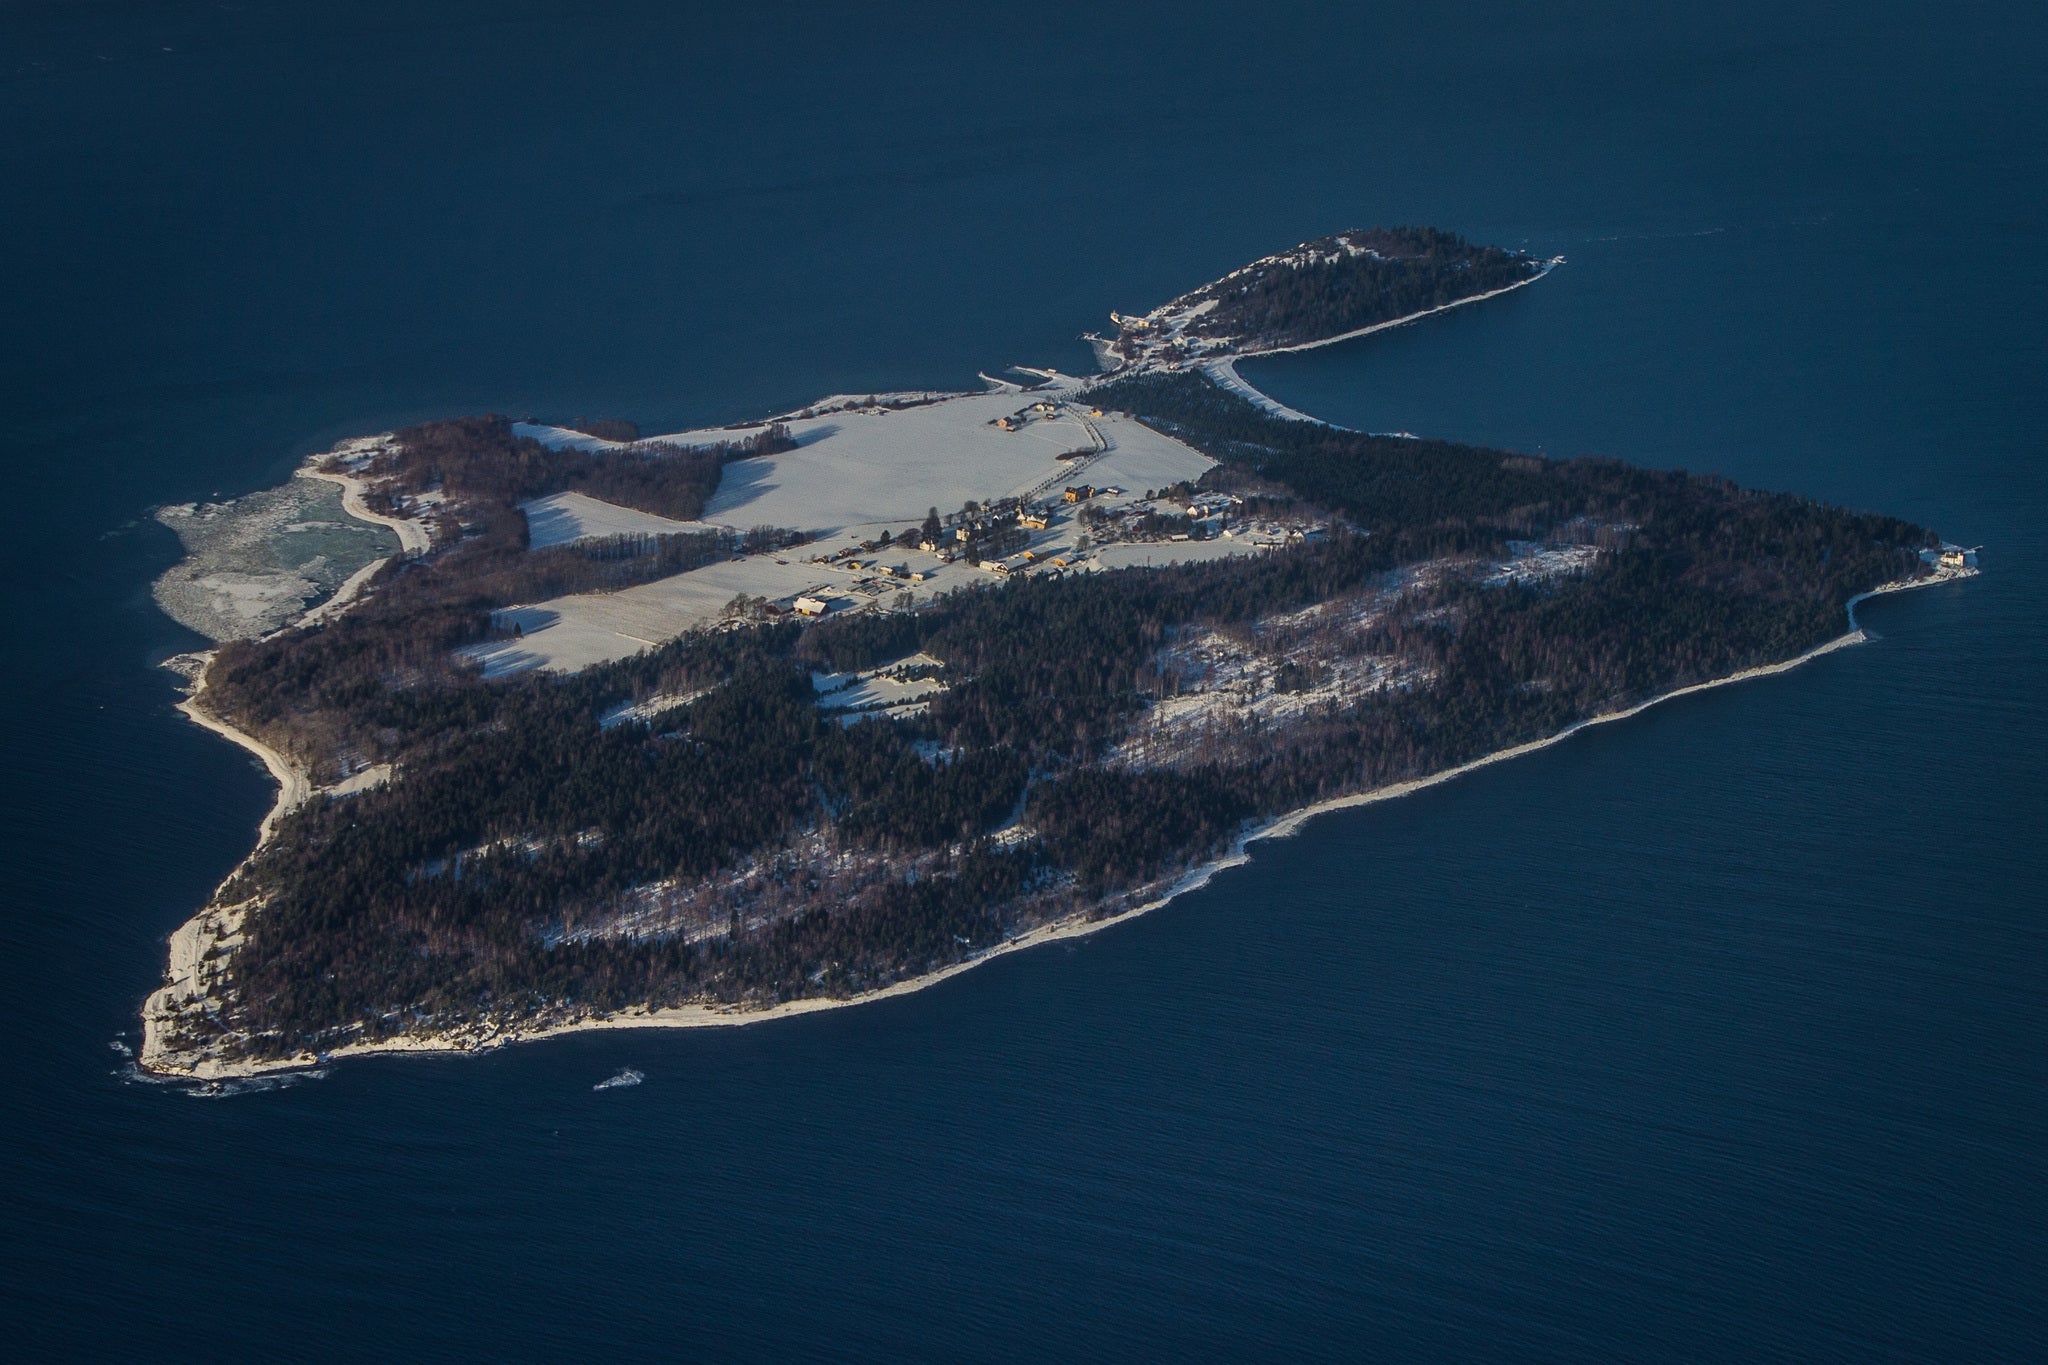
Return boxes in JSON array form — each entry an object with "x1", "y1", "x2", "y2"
[
  {"x1": 159, "y1": 456, "x2": 408, "y2": 848},
  {"x1": 139, "y1": 455, "x2": 423, "y2": 1079},
  {"x1": 139, "y1": 561, "x2": 1971, "y2": 1084},
  {"x1": 167, "y1": 445, "x2": 430, "y2": 841},
  {"x1": 174, "y1": 674, "x2": 308, "y2": 846}
]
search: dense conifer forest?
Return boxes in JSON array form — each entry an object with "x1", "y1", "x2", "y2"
[
  {"x1": 170, "y1": 372, "x2": 1934, "y2": 1064},
  {"x1": 1132, "y1": 227, "x2": 1542, "y2": 353}
]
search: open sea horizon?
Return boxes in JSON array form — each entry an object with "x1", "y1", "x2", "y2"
[{"x1": 3, "y1": 2, "x2": 2041, "y2": 1357}]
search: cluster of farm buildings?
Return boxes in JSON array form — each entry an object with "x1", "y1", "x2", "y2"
[{"x1": 777, "y1": 483, "x2": 1327, "y2": 619}]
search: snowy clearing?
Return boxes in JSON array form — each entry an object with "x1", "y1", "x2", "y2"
[
  {"x1": 1093, "y1": 538, "x2": 1267, "y2": 572},
  {"x1": 812, "y1": 653, "x2": 948, "y2": 720},
  {"x1": 461, "y1": 380, "x2": 1221, "y2": 676},
  {"x1": 520, "y1": 379, "x2": 1210, "y2": 538},
  {"x1": 521, "y1": 491, "x2": 720, "y2": 549},
  {"x1": 599, "y1": 689, "x2": 709, "y2": 730},
  {"x1": 510, "y1": 422, "x2": 630, "y2": 452},
  {"x1": 1109, "y1": 594, "x2": 1429, "y2": 771},
  {"x1": 1484, "y1": 541, "x2": 1603, "y2": 587},
  {"x1": 326, "y1": 763, "x2": 392, "y2": 798}
]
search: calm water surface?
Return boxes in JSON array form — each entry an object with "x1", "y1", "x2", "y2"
[{"x1": 2, "y1": 2, "x2": 2042, "y2": 1358}]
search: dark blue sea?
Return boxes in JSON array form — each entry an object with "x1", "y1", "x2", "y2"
[{"x1": 3, "y1": 2, "x2": 2042, "y2": 1358}]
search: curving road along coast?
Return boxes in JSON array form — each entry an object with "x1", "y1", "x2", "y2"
[{"x1": 301, "y1": 464, "x2": 433, "y2": 555}]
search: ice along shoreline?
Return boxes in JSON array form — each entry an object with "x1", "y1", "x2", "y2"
[{"x1": 138, "y1": 557, "x2": 1973, "y2": 1084}]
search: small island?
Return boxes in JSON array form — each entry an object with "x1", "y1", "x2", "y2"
[{"x1": 141, "y1": 229, "x2": 1974, "y2": 1081}]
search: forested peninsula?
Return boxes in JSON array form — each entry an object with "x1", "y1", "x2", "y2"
[{"x1": 141, "y1": 229, "x2": 1966, "y2": 1081}]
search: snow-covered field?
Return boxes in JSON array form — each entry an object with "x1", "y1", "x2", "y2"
[
  {"x1": 811, "y1": 653, "x2": 948, "y2": 724},
  {"x1": 510, "y1": 422, "x2": 631, "y2": 452},
  {"x1": 695, "y1": 388, "x2": 1085, "y2": 530},
  {"x1": 599, "y1": 689, "x2": 709, "y2": 731},
  {"x1": 517, "y1": 379, "x2": 1210, "y2": 537},
  {"x1": 521, "y1": 491, "x2": 718, "y2": 549},
  {"x1": 465, "y1": 531, "x2": 995, "y2": 676},
  {"x1": 464, "y1": 556, "x2": 832, "y2": 678},
  {"x1": 1093, "y1": 538, "x2": 1266, "y2": 572},
  {"x1": 813, "y1": 673, "x2": 942, "y2": 712},
  {"x1": 465, "y1": 381, "x2": 1221, "y2": 676},
  {"x1": 327, "y1": 763, "x2": 392, "y2": 797},
  {"x1": 1483, "y1": 541, "x2": 1603, "y2": 587}
]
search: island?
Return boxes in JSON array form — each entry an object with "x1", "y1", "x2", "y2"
[{"x1": 140, "y1": 228, "x2": 1976, "y2": 1082}]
